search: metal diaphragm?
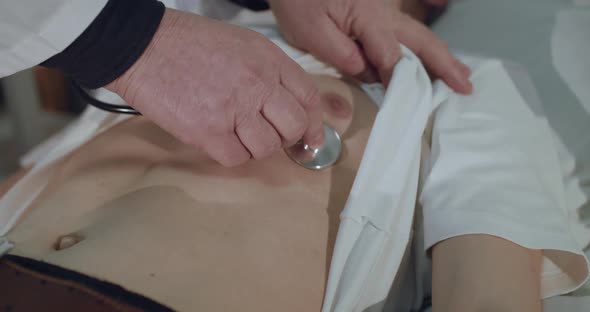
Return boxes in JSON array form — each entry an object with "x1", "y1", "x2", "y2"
[{"x1": 285, "y1": 124, "x2": 342, "y2": 170}]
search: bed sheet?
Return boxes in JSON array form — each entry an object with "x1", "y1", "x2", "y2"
[{"x1": 432, "y1": 0, "x2": 590, "y2": 297}]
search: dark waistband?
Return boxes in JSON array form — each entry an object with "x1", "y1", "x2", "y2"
[{"x1": 0, "y1": 255, "x2": 174, "y2": 312}]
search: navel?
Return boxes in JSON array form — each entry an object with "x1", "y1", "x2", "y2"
[{"x1": 53, "y1": 233, "x2": 85, "y2": 251}]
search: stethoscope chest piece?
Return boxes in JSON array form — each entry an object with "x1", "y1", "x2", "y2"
[{"x1": 285, "y1": 124, "x2": 342, "y2": 170}]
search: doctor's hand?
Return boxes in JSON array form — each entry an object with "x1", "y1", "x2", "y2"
[
  {"x1": 268, "y1": 0, "x2": 472, "y2": 94},
  {"x1": 106, "y1": 9, "x2": 324, "y2": 167}
]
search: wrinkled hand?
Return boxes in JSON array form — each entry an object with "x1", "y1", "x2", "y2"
[
  {"x1": 268, "y1": 0, "x2": 472, "y2": 94},
  {"x1": 106, "y1": 9, "x2": 324, "y2": 167}
]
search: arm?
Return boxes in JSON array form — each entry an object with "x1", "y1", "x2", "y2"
[
  {"x1": 0, "y1": 0, "x2": 108, "y2": 78},
  {"x1": 432, "y1": 234, "x2": 542, "y2": 312}
]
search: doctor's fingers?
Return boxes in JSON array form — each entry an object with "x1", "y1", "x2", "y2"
[
  {"x1": 299, "y1": 16, "x2": 368, "y2": 78},
  {"x1": 203, "y1": 133, "x2": 251, "y2": 167},
  {"x1": 235, "y1": 112, "x2": 283, "y2": 160},
  {"x1": 352, "y1": 2, "x2": 403, "y2": 85},
  {"x1": 277, "y1": 58, "x2": 324, "y2": 148},
  {"x1": 262, "y1": 86, "x2": 309, "y2": 147},
  {"x1": 394, "y1": 13, "x2": 473, "y2": 94}
]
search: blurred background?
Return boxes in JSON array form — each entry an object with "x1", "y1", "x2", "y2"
[{"x1": 0, "y1": 68, "x2": 87, "y2": 181}]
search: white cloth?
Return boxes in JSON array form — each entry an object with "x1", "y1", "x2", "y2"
[
  {"x1": 323, "y1": 56, "x2": 590, "y2": 312},
  {"x1": 432, "y1": 0, "x2": 590, "y2": 250},
  {"x1": 422, "y1": 59, "x2": 589, "y2": 299},
  {"x1": 432, "y1": 0, "x2": 590, "y2": 299},
  {"x1": 0, "y1": 0, "x2": 108, "y2": 78},
  {"x1": 322, "y1": 49, "x2": 437, "y2": 312}
]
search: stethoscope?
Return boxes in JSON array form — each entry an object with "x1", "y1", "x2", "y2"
[{"x1": 73, "y1": 83, "x2": 342, "y2": 170}]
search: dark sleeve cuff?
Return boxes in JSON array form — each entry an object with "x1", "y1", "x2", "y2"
[
  {"x1": 41, "y1": 0, "x2": 165, "y2": 89},
  {"x1": 227, "y1": 0, "x2": 269, "y2": 11}
]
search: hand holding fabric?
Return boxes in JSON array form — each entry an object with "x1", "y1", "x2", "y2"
[{"x1": 268, "y1": 0, "x2": 472, "y2": 93}]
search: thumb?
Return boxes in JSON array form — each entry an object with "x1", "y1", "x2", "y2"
[
  {"x1": 353, "y1": 12, "x2": 402, "y2": 85},
  {"x1": 395, "y1": 14, "x2": 472, "y2": 94},
  {"x1": 299, "y1": 17, "x2": 368, "y2": 77}
]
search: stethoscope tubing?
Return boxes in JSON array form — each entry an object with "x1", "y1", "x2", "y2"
[{"x1": 72, "y1": 82, "x2": 141, "y2": 115}]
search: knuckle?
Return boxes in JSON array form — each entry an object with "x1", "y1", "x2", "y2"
[
  {"x1": 267, "y1": 139, "x2": 282, "y2": 155},
  {"x1": 234, "y1": 111, "x2": 255, "y2": 130},
  {"x1": 212, "y1": 139, "x2": 250, "y2": 167},
  {"x1": 255, "y1": 136, "x2": 281, "y2": 159},
  {"x1": 245, "y1": 75, "x2": 275, "y2": 110},
  {"x1": 366, "y1": 38, "x2": 397, "y2": 70},
  {"x1": 257, "y1": 86, "x2": 277, "y2": 111},
  {"x1": 206, "y1": 110, "x2": 232, "y2": 135},
  {"x1": 339, "y1": 47, "x2": 363, "y2": 73},
  {"x1": 218, "y1": 153, "x2": 248, "y2": 167},
  {"x1": 287, "y1": 119, "x2": 308, "y2": 142},
  {"x1": 261, "y1": 79, "x2": 279, "y2": 99},
  {"x1": 302, "y1": 86, "x2": 321, "y2": 110},
  {"x1": 268, "y1": 133, "x2": 283, "y2": 151},
  {"x1": 398, "y1": 13, "x2": 412, "y2": 25},
  {"x1": 375, "y1": 53, "x2": 395, "y2": 71},
  {"x1": 437, "y1": 63, "x2": 455, "y2": 78},
  {"x1": 244, "y1": 62, "x2": 272, "y2": 87}
]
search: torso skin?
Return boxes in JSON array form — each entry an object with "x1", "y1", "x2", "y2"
[{"x1": 6, "y1": 75, "x2": 378, "y2": 311}]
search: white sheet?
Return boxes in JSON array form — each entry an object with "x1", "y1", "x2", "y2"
[
  {"x1": 432, "y1": 0, "x2": 590, "y2": 299},
  {"x1": 422, "y1": 59, "x2": 589, "y2": 299}
]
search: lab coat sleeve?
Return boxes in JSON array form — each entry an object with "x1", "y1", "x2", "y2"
[{"x1": 0, "y1": 0, "x2": 109, "y2": 78}]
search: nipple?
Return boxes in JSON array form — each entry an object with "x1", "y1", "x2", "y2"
[{"x1": 285, "y1": 124, "x2": 342, "y2": 170}]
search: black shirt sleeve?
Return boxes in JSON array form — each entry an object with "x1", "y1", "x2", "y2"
[
  {"x1": 41, "y1": 0, "x2": 165, "y2": 89},
  {"x1": 227, "y1": 0, "x2": 269, "y2": 11}
]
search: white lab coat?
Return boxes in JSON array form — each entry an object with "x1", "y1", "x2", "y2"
[
  {"x1": 0, "y1": 0, "x2": 109, "y2": 78},
  {"x1": 0, "y1": 0, "x2": 245, "y2": 79}
]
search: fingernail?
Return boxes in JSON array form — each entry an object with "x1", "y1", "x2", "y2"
[
  {"x1": 284, "y1": 138, "x2": 301, "y2": 148},
  {"x1": 451, "y1": 68, "x2": 473, "y2": 94},
  {"x1": 305, "y1": 129, "x2": 325, "y2": 149},
  {"x1": 459, "y1": 62, "x2": 471, "y2": 77}
]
